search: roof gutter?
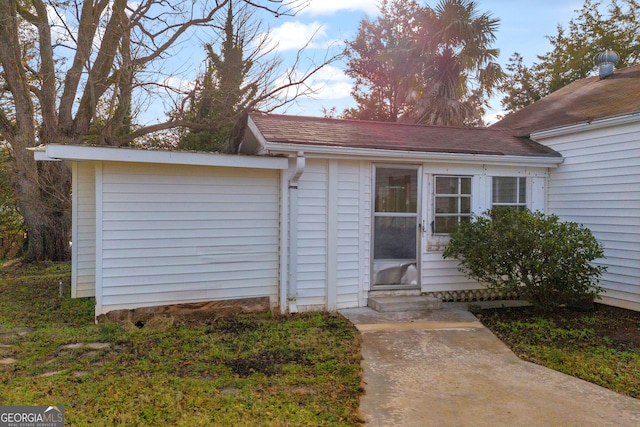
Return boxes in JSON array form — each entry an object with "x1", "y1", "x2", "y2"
[{"x1": 263, "y1": 142, "x2": 563, "y2": 168}]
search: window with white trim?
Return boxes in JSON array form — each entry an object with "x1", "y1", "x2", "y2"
[
  {"x1": 492, "y1": 177, "x2": 526, "y2": 210},
  {"x1": 433, "y1": 176, "x2": 471, "y2": 234}
]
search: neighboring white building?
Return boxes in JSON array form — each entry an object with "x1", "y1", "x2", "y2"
[
  {"x1": 493, "y1": 64, "x2": 640, "y2": 311},
  {"x1": 34, "y1": 114, "x2": 562, "y2": 317}
]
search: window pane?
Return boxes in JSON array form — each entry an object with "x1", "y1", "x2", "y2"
[
  {"x1": 375, "y1": 168, "x2": 417, "y2": 213},
  {"x1": 434, "y1": 216, "x2": 456, "y2": 234},
  {"x1": 374, "y1": 217, "x2": 417, "y2": 259},
  {"x1": 492, "y1": 177, "x2": 527, "y2": 206},
  {"x1": 435, "y1": 177, "x2": 458, "y2": 195},
  {"x1": 518, "y1": 177, "x2": 526, "y2": 203},
  {"x1": 434, "y1": 176, "x2": 472, "y2": 234},
  {"x1": 493, "y1": 177, "x2": 517, "y2": 203},
  {"x1": 460, "y1": 197, "x2": 471, "y2": 214},
  {"x1": 435, "y1": 197, "x2": 457, "y2": 214},
  {"x1": 460, "y1": 177, "x2": 471, "y2": 195},
  {"x1": 373, "y1": 261, "x2": 417, "y2": 286}
]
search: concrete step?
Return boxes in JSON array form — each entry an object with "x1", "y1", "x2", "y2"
[{"x1": 368, "y1": 295, "x2": 442, "y2": 312}]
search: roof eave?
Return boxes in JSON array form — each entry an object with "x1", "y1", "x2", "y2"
[
  {"x1": 27, "y1": 145, "x2": 63, "y2": 162},
  {"x1": 238, "y1": 115, "x2": 269, "y2": 155},
  {"x1": 263, "y1": 141, "x2": 563, "y2": 168},
  {"x1": 32, "y1": 144, "x2": 288, "y2": 170},
  {"x1": 530, "y1": 112, "x2": 640, "y2": 141}
]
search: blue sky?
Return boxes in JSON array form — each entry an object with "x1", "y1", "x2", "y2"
[
  {"x1": 122, "y1": 0, "x2": 586, "y2": 125},
  {"x1": 254, "y1": 0, "x2": 585, "y2": 122}
]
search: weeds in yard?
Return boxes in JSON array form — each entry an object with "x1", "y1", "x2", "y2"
[
  {"x1": 0, "y1": 261, "x2": 363, "y2": 426},
  {"x1": 479, "y1": 306, "x2": 640, "y2": 398}
]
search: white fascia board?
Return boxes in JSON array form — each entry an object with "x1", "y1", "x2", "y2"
[
  {"x1": 244, "y1": 116, "x2": 269, "y2": 154},
  {"x1": 39, "y1": 144, "x2": 288, "y2": 170},
  {"x1": 531, "y1": 112, "x2": 640, "y2": 140},
  {"x1": 28, "y1": 146, "x2": 62, "y2": 161},
  {"x1": 263, "y1": 142, "x2": 563, "y2": 168}
]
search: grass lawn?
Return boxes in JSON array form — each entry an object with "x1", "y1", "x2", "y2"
[
  {"x1": 478, "y1": 304, "x2": 640, "y2": 398},
  {"x1": 0, "y1": 261, "x2": 363, "y2": 426}
]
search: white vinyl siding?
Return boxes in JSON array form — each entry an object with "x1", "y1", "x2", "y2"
[
  {"x1": 336, "y1": 161, "x2": 361, "y2": 309},
  {"x1": 421, "y1": 252, "x2": 481, "y2": 292},
  {"x1": 293, "y1": 159, "x2": 363, "y2": 311},
  {"x1": 72, "y1": 162, "x2": 97, "y2": 298},
  {"x1": 295, "y1": 159, "x2": 328, "y2": 309},
  {"x1": 542, "y1": 121, "x2": 640, "y2": 310},
  {"x1": 96, "y1": 162, "x2": 280, "y2": 314}
]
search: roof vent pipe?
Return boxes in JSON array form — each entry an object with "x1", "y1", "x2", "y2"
[{"x1": 593, "y1": 50, "x2": 619, "y2": 79}]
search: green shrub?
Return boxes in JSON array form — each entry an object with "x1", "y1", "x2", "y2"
[{"x1": 443, "y1": 208, "x2": 606, "y2": 310}]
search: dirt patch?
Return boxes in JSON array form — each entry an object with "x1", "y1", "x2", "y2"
[
  {"x1": 225, "y1": 349, "x2": 307, "y2": 378},
  {"x1": 322, "y1": 314, "x2": 356, "y2": 335},
  {"x1": 0, "y1": 327, "x2": 32, "y2": 344},
  {"x1": 210, "y1": 317, "x2": 259, "y2": 334},
  {"x1": 477, "y1": 303, "x2": 640, "y2": 351}
]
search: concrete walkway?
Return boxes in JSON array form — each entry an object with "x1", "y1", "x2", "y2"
[{"x1": 340, "y1": 305, "x2": 640, "y2": 427}]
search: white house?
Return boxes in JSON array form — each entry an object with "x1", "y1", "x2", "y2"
[
  {"x1": 34, "y1": 114, "x2": 562, "y2": 318},
  {"x1": 493, "y1": 64, "x2": 640, "y2": 311}
]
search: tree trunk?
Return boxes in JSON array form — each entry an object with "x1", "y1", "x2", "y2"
[
  {"x1": 11, "y1": 143, "x2": 71, "y2": 262},
  {"x1": 0, "y1": 1, "x2": 71, "y2": 262},
  {"x1": 25, "y1": 211, "x2": 72, "y2": 262}
]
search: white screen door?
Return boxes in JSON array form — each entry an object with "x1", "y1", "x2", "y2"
[{"x1": 372, "y1": 166, "x2": 419, "y2": 289}]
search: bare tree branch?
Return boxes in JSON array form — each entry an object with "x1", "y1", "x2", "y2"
[
  {"x1": 130, "y1": 2, "x2": 228, "y2": 67},
  {"x1": 58, "y1": 0, "x2": 111, "y2": 131},
  {"x1": 110, "y1": 119, "x2": 218, "y2": 145},
  {"x1": 46, "y1": 0, "x2": 79, "y2": 47},
  {"x1": 0, "y1": 1, "x2": 36, "y2": 141},
  {"x1": 31, "y1": 1, "x2": 58, "y2": 144},
  {"x1": 241, "y1": 0, "x2": 309, "y2": 17},
  {"x1": 73, "y1": 0, "x2": 129, "y2": 137}
]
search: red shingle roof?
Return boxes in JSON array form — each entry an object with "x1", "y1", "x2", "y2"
[
  {"x1": 248, "y1": 113, "x2": 559, "y2": 157},
  {"x1": 492, "y1": 64, "x2": 640, "y2": 135}
]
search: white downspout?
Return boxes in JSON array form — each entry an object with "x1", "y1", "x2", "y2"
[{"x1": 287, "y1": 151, "x2": 305, "y2": 313}]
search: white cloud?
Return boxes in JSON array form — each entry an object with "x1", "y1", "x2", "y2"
[
  {"x1": 483, "y1": 110, "x2": 505, "y2": 126},
  {"x1": 307, "y1": 65, "x2": 353, "y2": 100},
  {"x1": 315, "y1": 80, "x2": 353, "y2": 100},
  {"x1": 161, "y1": 76, "x2": 195, "y2": 92},
  {"x1": 301, "y1": 0, "x2": 378, "y2": 16},
  {"x1": 273, "y1": 64, "x2": 353, "y2": 104},
  {"x1": 259, "y1": 21, "x2": 328, "y2": 52}
]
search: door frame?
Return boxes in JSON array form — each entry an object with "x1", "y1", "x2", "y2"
[{"x1": 370, "y1": 163, "x2": 422, "y2": 290}]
